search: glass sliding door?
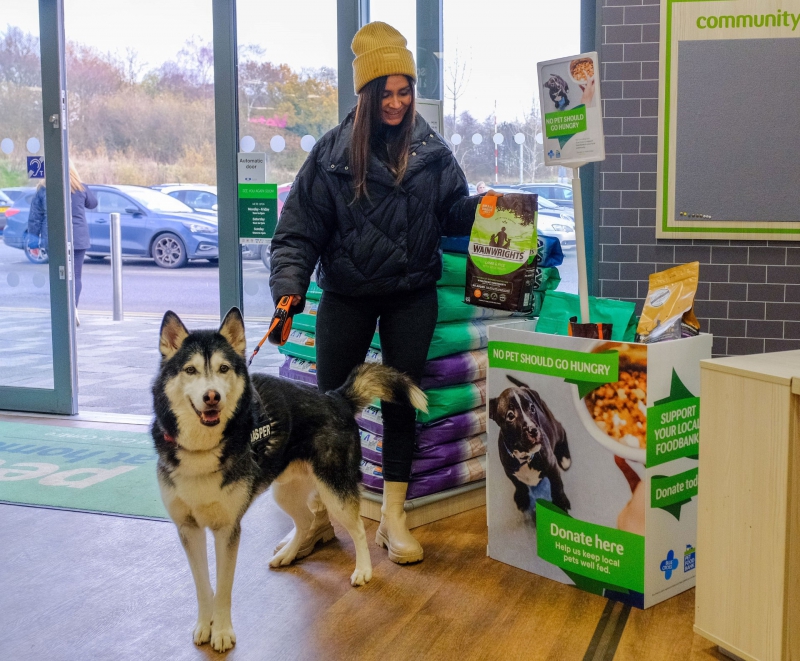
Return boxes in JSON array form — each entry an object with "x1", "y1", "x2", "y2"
[
  {"x1": 226, "y1": 0, "x2": 341, "y2": 377},
  {"x1": 0, "y1": 0, "x2": 77, "y2": 414},
  {"x1": 62, "y1": 0, "x2": 219, "y2": 416}
]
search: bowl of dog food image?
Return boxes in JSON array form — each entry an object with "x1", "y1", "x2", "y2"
[
  {"x1": 571, "y1": 343, "x2": 647, "y2": 464},
  {"x1": 568, "y1": 57, "x2": 594, "y2": 85}
]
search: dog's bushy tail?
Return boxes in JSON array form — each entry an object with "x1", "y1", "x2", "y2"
[{"x1": 337, "y1": 364, "x2": 428, "y2": 414}]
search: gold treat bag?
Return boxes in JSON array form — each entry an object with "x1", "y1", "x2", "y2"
[{"x1": 636, "y1": 262, "x2": 700, "y2": 343}]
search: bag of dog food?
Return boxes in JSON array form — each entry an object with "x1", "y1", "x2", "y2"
[
  {"x1": 636, "y1": 262, "x2": 701, "y2": 343},
  {"x1": 359, "y1": 428, "x2": 487, "y2": 476},
  {"x1": 536, "y1": 290, "x2": 637, "y2": 341},
  {"x1": 357, "y1": 405, "x2": 487, "y2": 446},
  {"x1": 411, "y1": 434, "x2": 487, "y2": 475},
  {"x1": 418, "y1": 380, "x2": 486, "y2": 425},
  {"x1": 371, "y1": 319, "x2": 496, "y2": 360},
  {"x1": 360, "y1": 456, "x2": 487, "y2": 498},
  {"x1": 281, "y1": 349, "x2": 485, "y2": 391},
  {"x1": 291, "y1": 313, "x2": 317, "y2": 334},
  {"x1": 465, "y1": 192, "x2": 539, "y2": 312},
  {"x1": 358, "y1": 379, "x2": 487, "y2": 426},
  {"x1": 420, "y1": 350, "x2": 487, "y2": 389},
  {"x1": 278, "y1": 328, "x2": 317, "y2": 362},
  {"x1": 536, "y1": 234, "x2": 565, "y2": 268},
  {"x1": 306, "y1": 282, "x2": 323, "y2": 301},
  {"x1": 439, "y1": 252, "x2": 469, "y2": 286},
  {"x1": 535, "y1": 267, "x2": 561, "y2": 292},
  {"x1": 440, "y1": 235, "x2": 469, "y2": 254},
  {"x1": 279, "y1": 356, "x2": 318, "y2": 386},
  {"x1": 418, "y1": 407, "x2": 487, "y2": 446},
  {"x1": 438, "y1": 287, "x2": 514, "y2": 323}
]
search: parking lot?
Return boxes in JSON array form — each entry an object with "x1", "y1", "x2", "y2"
[{"x1": 0, "y1": 241, "x2": 577, "y2": 416}]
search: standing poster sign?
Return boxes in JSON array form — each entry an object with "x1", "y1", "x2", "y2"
[
  {"x1": 537, "y1": 52, "x2": 605, "y2": 325},
  {"x1": 237, "y1": 152, "x2": 278, "y2": 243},
  {"x1": 537, "y1": 52, "x2": 605, "y2": 168}
]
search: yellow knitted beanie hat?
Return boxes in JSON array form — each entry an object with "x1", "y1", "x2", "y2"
[{"x1": 351, "y1": 22, "x2": 416, "y2": 93}]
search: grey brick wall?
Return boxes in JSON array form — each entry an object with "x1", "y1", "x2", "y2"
[{"x1": 598, "y1": 0, "x2": 800, "y2": 357}]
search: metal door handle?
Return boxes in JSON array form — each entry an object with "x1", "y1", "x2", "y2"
[{"x1": 49, "y1": 113, "x2": 60, "y2": 129}]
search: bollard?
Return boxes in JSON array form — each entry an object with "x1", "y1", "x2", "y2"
[{"x1": 110, "y1": 212, "x2": 123, "y2": 321}]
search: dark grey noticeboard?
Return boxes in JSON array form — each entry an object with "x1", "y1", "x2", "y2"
[{"x1": 675, "y1": 38, "x2": 800, "y2": 223}]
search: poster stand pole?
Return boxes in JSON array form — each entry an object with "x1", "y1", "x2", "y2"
[{"x1": 571, "y1": 164, "x2": 590, "y2": 324}]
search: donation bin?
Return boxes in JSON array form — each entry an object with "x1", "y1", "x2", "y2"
[{"x1": 486, "y1": 320, "x2": 711, "y2": 609}]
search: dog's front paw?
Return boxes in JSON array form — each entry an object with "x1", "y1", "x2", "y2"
[
  {"x1": 269, "y1": 544, "x2": 298, "y2": 568},
  {"x1": 210, "y1": 625, "x2": 236, "y2": 653},
  {"x1": 350, "y1": 565, "x2": 372, "y2": 587},
  {"x1": 192, "y1": 619, "x2": 212, "y2": 645}
]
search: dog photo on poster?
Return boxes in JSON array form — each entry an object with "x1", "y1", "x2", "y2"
[{"x1": 537, "y1": 52, "x2": 605, "y2": 168}]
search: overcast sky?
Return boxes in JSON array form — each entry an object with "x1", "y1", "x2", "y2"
[{"x1": 4, "y1": 0, "x2": 580, "y2": 125}]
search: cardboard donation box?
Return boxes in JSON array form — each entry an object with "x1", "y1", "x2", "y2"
[{"x1": 486, "y1": 321, "x2": 711, "y2": 609}]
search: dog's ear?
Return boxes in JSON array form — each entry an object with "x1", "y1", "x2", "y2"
[
  {"x1": 219, "y1": 307, "x2": 246, "y2": 356},
  {"x1": 507, "y1": 375, "x2": 529, "y2": 390},
  {"x1": 160, "y1": 311, "x2": 189, "y2": 360},
  {"x1": 489, "y1": 397, "x2": 499, "y2": 422}
]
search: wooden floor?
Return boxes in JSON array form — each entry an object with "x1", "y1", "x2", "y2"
[{"x1": 0, "y1": 415, "x2": 727, "y2": 660}]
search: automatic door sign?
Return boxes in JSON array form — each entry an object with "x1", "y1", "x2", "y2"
[
  {"x1": 537, "y1": 52, "x2": 605, "y2": 167},
  {"x1": 27, "y1": 156, "x2": 45, "y2": 179}
]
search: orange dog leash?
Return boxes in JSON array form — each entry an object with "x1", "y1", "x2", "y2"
[{"x1": 248, "y1": 295, "x2": 296, "y2": 366}]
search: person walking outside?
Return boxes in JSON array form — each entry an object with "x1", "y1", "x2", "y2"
[
  {"x1": 269, "y1": 22, "x2": 478, "y2": 565},
  {"x1": 28, "y1": 164, "x2": 98, "y2": 326}
]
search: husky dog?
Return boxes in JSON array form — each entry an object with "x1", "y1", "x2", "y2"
[{"x1": 151, "y1": 308, "x2": 426, "y2": 652}]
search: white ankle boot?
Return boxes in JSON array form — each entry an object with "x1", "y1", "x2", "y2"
[
  {"x1": 274, "y1": 491, "x2": 335, "y2": 559},
  {"x1": 375, "y1": 481, "x2": 424, "y2": 564}
]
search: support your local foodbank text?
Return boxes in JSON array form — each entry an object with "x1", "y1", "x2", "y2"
[{"x1": 697, "y1": 11, "x2": 800, "y2": 30}]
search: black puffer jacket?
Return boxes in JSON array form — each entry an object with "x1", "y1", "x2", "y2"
[{"x1": 269, "y1": 112, "x2": 477, "y2": 303}]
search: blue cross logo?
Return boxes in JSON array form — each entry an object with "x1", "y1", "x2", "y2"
[
  {"x1": 660, "y1": 550, "x2": 679, "y2": 580},
  {"x1": 547, "y1": 150, "x2": 555, "y2": 158}
]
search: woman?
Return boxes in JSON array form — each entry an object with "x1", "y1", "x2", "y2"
[
  {"x1": 28, "y1": 164, "x2": 98, "y2": 326},
  {"x1": 270, "y1": 22, "x2": 477, "y2": 564}
]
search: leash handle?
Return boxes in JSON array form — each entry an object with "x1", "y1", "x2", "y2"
[{"x1": 247, "y1": 295, "x2": 298, "y2": 366}]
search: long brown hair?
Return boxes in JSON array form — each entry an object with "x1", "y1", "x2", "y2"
[
  {"x1": 36, "y1": 164, "x2": 86, "y2": 193},
  {"x1": 350, "y1": 75, "x2": 416, "y2": 201}
]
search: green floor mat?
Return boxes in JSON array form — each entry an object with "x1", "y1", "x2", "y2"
[{"x1": 0, "y1": 422, "x2": 167, "y2": 520}]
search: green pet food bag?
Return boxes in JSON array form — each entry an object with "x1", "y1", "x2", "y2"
[{"x1": 465, "y1": 192, "x2": 539, "y2": 312}]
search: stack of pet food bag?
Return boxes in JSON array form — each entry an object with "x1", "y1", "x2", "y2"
[{"x1": 275, "y1": 235, "x2": 564, "y2": 501}]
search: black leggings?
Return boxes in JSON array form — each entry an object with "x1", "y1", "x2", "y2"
[
  {"x1": 315, "y1": 286, "x2": 438, "y2": 482},
  {"x1": 74, "y1": 249, "x2": 86, "y2": 307}
]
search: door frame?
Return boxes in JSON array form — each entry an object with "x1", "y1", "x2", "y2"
[{"x1": 0, "y1": 0, "x2": 77, "y2": 414}]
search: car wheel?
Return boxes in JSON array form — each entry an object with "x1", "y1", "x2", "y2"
[
  {"x1": 152, "y1": 232, "x2": 188, "y2": 269},
  {"x1": 24, "y1": 243, "x2": 49, "y2": 265},
  {"x1": 260, "y1": 244, "x2": 271, "y2": 273}
]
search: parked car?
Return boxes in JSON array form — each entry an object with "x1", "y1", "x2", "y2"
[
  {"x1": 0, "y1": 190, "x2": 14, "y2": 231},
  {"x1": 487, "y1": 186, "x2": 575, "y2": 249},
  {"x1": 152, "y1": 184, "x2": 218, "y2": 216},
  {"x1": 3, "y1": 184, "x2": 218, "y2": 268},
  {"x1": 515, "y1": 183, "x2": 574, "y2": 209},
  {"x1": 0, "y1": 188, "x2": 39, "y2": 259},
  {"x1": 1, "y1": 187, "x2": 36, "y2": 204}
]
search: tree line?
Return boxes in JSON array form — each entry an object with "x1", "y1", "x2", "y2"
[{"x1": 0, "y1": 25, "x2": 559, "y2": 189}]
